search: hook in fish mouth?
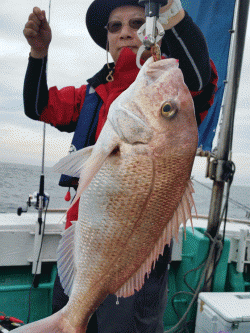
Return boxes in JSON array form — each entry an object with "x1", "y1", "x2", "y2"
[{"x1": 136, "y1": 45, "x2": 147, "y2": 69}]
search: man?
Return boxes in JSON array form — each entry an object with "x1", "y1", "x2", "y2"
[{"x1": 22, "y1": 0, "x2": 217, "y2": 331}]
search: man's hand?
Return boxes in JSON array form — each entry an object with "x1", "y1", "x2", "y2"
[
  {"x1": 160, "y1": 0, "x2": 184, "y2": 30},
  {"x1": 23, "y1": 7, "x2": 52, "y2": 58},
  {"x1": 160, "y1": 0, "x2": 174, "y2": 12}
]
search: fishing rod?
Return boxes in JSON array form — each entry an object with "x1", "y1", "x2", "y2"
[
  {"x1": 17, "y1": 0, "x2": 52, "y2": 296},
  {"x1": 26, "y1": 0, "x2": 53, "y2": 325},
  {"x1": 31, "y1": 0, "x2": 52, "y2": 290}
]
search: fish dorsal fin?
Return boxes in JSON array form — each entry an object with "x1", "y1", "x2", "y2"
[
  {"x1": 115, "y1": 180, "x2": 195, "y2": 298},
  {"x1": 57, "y1": 222, "x2": 76, "y2": 296}
]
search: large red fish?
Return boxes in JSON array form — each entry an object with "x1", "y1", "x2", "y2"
[{"x1": 14, "y1": 57, "x2": 198, "y2": 332}]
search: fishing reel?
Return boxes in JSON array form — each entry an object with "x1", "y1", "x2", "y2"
[
  {"x1": 0, "y1": 313, "x2": 24, "y2": 331},
  {"x1": 17, "y1": 191, "x2": 50, "y2": 216}
]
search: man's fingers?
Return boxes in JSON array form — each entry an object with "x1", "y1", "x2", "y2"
[
  {"x1": 160, "y1": 0, "x2": 174, "y2": 13},
  {"x1": 25, "y1": 20, "x2": 40, "y2": 33},
  {"x1": 28, "y1": 12, "x2": 42, "y2": 26},
  {"x1": 23, "y1": 27, "x2": 38, "y2": 38},
  {"x1": 33, "y1": 6, "x2": 45, "y2": 21},
  {"x1": 25, "y1": 8, "x2": 50, "y2": 39}
]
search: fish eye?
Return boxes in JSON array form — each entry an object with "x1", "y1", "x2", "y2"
[{"x1": 161, "y1": 102, "x2": 177, "y2": 119}]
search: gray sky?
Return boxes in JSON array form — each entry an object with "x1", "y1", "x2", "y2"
[{"x1": 0, "y1": 0, "x2": 250, "y2": 186}]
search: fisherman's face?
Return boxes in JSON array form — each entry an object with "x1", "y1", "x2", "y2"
[{"x1": 107, "y1": 6, "x2": 152, "y2": 63}]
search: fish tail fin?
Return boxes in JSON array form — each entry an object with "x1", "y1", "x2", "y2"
[
  {"x1": 12, "y1": 310, "x2": 86, "y2": 333},
  {"x1": 12, "y1": 312, "x2": 62, "y2": 332}
]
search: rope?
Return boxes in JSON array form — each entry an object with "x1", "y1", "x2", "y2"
[
  {"x1": 164, "y1": 231, "x2": 223, "y2": 333},
  {"x1": 164, "y1": 171, "x2": 237, "y2": 332}
]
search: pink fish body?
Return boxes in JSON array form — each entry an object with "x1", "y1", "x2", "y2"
[{"x1": 13, "y1": 57, "x2": 198, "y2": 332}]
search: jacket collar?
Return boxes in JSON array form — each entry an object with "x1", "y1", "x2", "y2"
[{"x1": 87, "y1": 47, "x2": 140, "y2": 89}]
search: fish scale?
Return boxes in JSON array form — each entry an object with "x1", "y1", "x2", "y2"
[
  {"x1": 77, "y1": 152, "x2": 154, "y2": 260},
  {"x1": 67, "y1": 153, "x2": 160, "y2": 314},
  {"x1": 105, "y1": 161, "x2": 188, "y2": 283},
  {"x1": 80, "y1": 153, "x2": 185, "y2": 298}
]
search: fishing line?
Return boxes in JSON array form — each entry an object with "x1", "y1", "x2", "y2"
[
  {"x1": 192, "y1": 175, "x2": 250, "y2": 219},
  {"x1": 38, "y1": 0, "x2": 52, "y2": 174}
]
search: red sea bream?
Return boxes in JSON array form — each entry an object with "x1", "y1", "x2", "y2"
[{"x1": 13, "y1": 57, "x2": 198, "y2": 332}]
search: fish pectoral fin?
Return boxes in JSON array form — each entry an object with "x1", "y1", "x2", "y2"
[
  {"x1": 53, "y1": 145, "x2": 94, "y2": 178},
  {"x1": 70, "y1": 120, "x2": 122, "y2": 207},
  {"x1": 115, "y1": 180, "x2": 195, "y2": 299},
  {"x1": 57, "y1": 222, "x2": 76, "y2": 297}
]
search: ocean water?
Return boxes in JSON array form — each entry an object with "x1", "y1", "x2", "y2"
[
  {"x1": 0, "y1": 162, "x2": 250, "y2": 221},
  {"x1": 0, "y1": 162, "x2": 69, "y2": 214}
]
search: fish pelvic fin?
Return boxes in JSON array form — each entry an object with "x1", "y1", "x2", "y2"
[
  {"x1": 57, "y1": 222, "x2": 76, "y2": 297},
  {"x1": 115, "y1": 179, "x2": 195, "y2": 298}
]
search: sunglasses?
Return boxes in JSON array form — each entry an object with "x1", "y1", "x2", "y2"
[{"x1": 105, "y1": 18, "x2": 146, "y2": 33}]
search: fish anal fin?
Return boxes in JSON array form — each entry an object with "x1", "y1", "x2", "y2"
[
  {"x1": 57, "y1": 222, "x2": 76, "y2": 297},
  {"x1": 115, "y1": 179, "x2": 195, "y2": 298}
]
